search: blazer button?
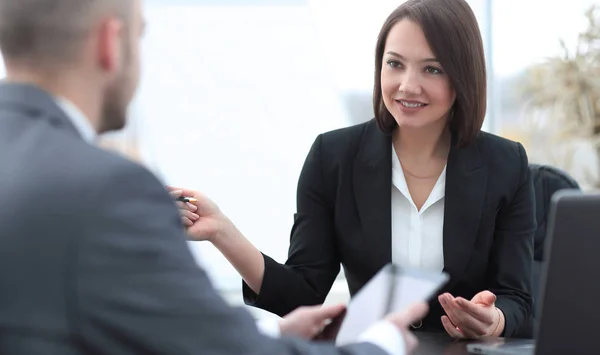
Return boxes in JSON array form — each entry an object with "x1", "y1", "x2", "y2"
[{"x1": 410, "y1": 320, "x2": 423, "y2": 329}]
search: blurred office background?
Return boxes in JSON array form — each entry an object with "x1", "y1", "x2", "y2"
[{"x1": 4, "y1": 0, "x2": 597, "y2": 318}]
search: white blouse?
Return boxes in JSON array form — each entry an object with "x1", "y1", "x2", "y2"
[{"x1": 391, "y1": 146, "x2": 446, "y2": 272}]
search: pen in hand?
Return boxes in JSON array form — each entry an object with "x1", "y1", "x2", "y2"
[{"x1": 176, "y1": 196, "x2": 198, "y2": 203}]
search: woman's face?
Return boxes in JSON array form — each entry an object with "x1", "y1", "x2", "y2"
[{"x1": 380, "y1": 19, "x2": 456, "y2": 131}]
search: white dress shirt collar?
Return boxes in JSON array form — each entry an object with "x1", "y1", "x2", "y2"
[
  {"x1": 391, "y1": 145, "x2": 446, "y2": 212},
  {"x1": 391, "y1": 144, "x2": 446, "y2": 272},
  {"x1": 54, "y1": 97, "x2": 96, "y2": 143}
]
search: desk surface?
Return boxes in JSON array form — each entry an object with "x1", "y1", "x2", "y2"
[{"x1": 414, "y1": 332, "x2": 504, "y2": 355}]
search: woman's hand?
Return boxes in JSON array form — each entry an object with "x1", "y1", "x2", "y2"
[
  {"x1": 167, "y1": 186, "x2": 226, "y2": 242},
  {"x1": 438, "y1": 291, "x2": 505, "y2": 339},
  {"x1": 167, "y1": 187, "x2": 266, "y2": 293}
]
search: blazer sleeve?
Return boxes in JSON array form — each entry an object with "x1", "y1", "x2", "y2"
[
  {"x1": 243, "y1": 134, "x2": 341, "y2": 317},
  {"x1": 76, "y1": 161, "x2": 384, "y2": 355},
  {"x1": 489, "y1": 143, "x2": 536, "y2": 337}
]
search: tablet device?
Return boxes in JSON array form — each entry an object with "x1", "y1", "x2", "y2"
[{"x1": 335, "y1": 263, "x2": 449, "y2": 346}]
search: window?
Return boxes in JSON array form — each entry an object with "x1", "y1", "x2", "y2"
[{"x1": 491, "y1": 0, "x2": 599, "y2": 189}]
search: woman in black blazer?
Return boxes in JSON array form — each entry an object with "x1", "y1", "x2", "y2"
[{"x1": 173, "y1": 0, "x2": 534, "y2": 339}]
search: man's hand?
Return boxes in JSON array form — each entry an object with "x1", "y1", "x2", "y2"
[
  {"x1": 278, "y1": 303, "x2": 346, "y2": 339},
  {"x1": 385, "y1": 302, "x2": 430, "y2": 352}
]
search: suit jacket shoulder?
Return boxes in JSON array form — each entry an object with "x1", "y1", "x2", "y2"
[
  {"x1": 475, "y1": 131, "x2": 526, "y2": 163},
  {"x1": 317, "y1": 119, "x2": 379, "y2": 162},
  {"x1": 29, "y1": 129, "x2": 159, "y2": 217},
  {"x1": 474, "y1": 131, "x2": 529, "y2": 193}
]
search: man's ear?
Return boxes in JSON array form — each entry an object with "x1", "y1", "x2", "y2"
[{"x1": 97, "y1": 18, "x2": 124, "y2": 73}]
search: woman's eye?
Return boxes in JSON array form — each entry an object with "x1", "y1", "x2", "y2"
[
  {"x1": 386, "y1": 60, "x2": 402, "y2": 68},
  {"x1": 425, "y1": 66, "x2": 442, "y2": 74}
]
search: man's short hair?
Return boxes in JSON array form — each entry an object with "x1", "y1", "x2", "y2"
[{"x1": 0, "y1": 0, "x2": 130, "y2": 66}]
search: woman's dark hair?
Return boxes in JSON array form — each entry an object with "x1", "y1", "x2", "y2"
[{"x1": 373, "y1": 0, "x2": 487, "y2": 147}]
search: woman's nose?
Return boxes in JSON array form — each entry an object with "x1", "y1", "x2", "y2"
[{"x1": 398, "y1": 71, "x2": 423, "y2": 96}]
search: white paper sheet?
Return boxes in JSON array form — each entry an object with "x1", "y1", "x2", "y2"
[{"x1": 336, "y1": 264, "x2": 449, "y2": 346}]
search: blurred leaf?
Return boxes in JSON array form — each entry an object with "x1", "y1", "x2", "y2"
[{"x1": 519, "y1": 4, "x2": 600, "y2": 141}]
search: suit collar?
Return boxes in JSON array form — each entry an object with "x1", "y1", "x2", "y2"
[
  {"x1": 353, "y1": 121, "x2": 487, "y2": 289},
  {"x1": 0, "y1": 82, "x2": 82, "y2": 139},
  {"x1": 353, "y1": 121, "x2": 393, "y2": 272},
  {"x1": 447, "y1": 131, "x2": 483, "y2": 172},
  {"x1": 356, "y1": 120, "x2": 391, "y2": 169},
  {"x1": 54, "y1": 97, "x2": 96, "y2": 143}
]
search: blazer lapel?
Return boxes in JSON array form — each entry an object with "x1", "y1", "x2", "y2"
[
  {"x1": 0, "y1": 82, "x2": 81, "y2": 138},
  {"x1": 353, "y1": 122, "x2": 393, "y2": 272},
  {"x1": 442, "y1": 137, "x2": 487, "y2": 290}
]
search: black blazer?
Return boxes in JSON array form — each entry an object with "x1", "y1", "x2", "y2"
[{"x1": 244, "y1": 119, "x2": 535, "y2": 337}]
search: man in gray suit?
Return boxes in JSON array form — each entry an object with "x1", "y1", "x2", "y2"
[{"x1": 0, "y1": 0, "x2": 428, "y2": 354}]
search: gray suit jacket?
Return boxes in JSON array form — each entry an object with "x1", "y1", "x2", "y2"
[{"x1": 0, "y1": 83, "x2": 388, "y2": 355}]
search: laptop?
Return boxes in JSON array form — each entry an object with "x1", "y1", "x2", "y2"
[{"x1": 467, "y1": 190, "x2": 600, "y2": 355}]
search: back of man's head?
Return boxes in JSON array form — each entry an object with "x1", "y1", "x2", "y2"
[
  {"x1": 0, "y1": 0, "x2": 142, "y2": 134},
  {"x1": 0, "y1": 0, "x2": 130, "y2": 68}
]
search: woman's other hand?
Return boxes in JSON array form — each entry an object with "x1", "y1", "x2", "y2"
[{"x1": 438, "y1": 291, "x2": 505, "y2": 339}]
